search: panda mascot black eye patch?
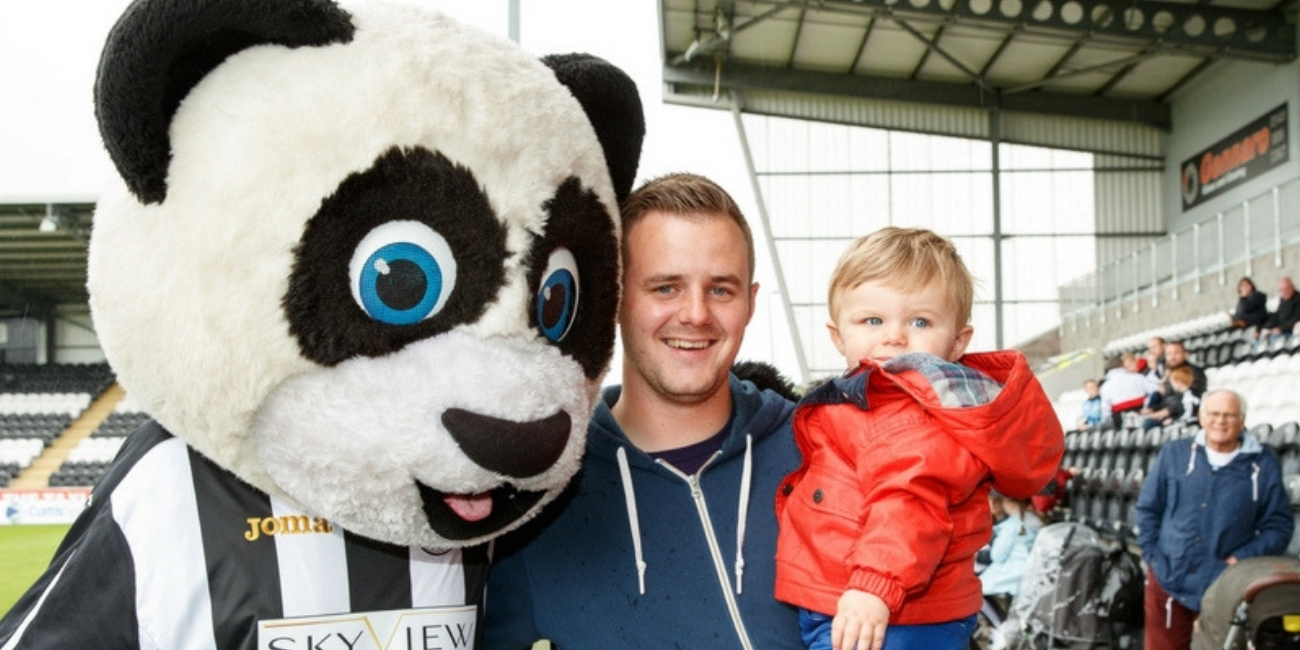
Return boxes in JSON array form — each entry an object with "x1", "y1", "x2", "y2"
[
  {"x1": 0, "y1": 0, "x2": 644, "y2": 646},
  {"x1": 528, "y1": 176, "x2": 620, "y2": 380},
  {"x1": 286, "y1": 146, "x2": 508, "y2": 366}
]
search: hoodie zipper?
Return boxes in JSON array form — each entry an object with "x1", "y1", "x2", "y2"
[{"x1": 657, "y1": 458, "x2": 756, "y2": 650}]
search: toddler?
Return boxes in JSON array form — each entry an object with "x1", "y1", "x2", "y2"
[{"x1": 774, "y1": 227, "x2": 1065, "y2": 650}]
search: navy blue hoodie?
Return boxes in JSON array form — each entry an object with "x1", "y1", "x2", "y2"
[{"x1": 484, "y1": 375, "x2": 803, "y2": 649}]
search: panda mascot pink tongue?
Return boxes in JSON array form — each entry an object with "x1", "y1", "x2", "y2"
[{"x1": 0, "y1": 0, "x2": 642, "y2": 648}]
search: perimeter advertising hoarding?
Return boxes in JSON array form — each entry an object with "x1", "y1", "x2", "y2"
[
  {"x1": 1, "y1": 488, "x2": 90, "y2": 524},
  {"x1": 1180, "y1": 103, "x2": 1289, "y2": 211}
]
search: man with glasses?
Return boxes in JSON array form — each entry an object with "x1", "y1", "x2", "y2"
[{"x1": 1135, "y1": 390, "x2": 1293, "y2": 650}]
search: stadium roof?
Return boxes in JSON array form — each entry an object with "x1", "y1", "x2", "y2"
[
  {"x1": 660, "y1": 0, "x2": 1296, "y2": 133},
  {"x1": 0, "y1": 201, "x2": 94, "y2": 316}
]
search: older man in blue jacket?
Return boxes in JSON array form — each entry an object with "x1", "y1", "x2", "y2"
[{"x1": 1136, "y1": 389, "x2": 1293, "y2": 650}]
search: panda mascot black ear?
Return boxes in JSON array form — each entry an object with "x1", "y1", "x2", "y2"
[
  {"x1": 95, "y1": 0, "x2": 356, "y2": 204},
  {"x1": 542, "y1": 53, "x2": 644, "y2": 203},
  {"x1": 0, "y1": 0, "x2": 650, "y2": 641}
]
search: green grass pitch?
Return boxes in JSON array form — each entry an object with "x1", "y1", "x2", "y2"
[{"x1": 0, "y1": 524, "x2": 70, "y2": 616}]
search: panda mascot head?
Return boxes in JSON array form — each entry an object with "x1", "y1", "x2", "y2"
[
  {"x1": 0, "y1": 0, "x2": 642, "y2": 645},
  {"x1": 87, "y1": 0, "x2": 642, "y2": 550}
]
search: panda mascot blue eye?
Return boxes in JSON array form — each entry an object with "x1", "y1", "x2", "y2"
[
  {"x1": 349, "y1": 221, "x2": 457, "y2": 326},
  {"x1": 536, "y1": 248, "x2": 579, "y2": 342}
]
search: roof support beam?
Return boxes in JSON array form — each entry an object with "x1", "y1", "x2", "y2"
[
  {"x1": 743, "y1": 0, "x2": 1295, "y2": 62},
  {"x1": 664, "y1": 59, "x2": 1172, "y2": 129}
]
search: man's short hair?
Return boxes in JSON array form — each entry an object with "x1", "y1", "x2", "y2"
[
  {"x1": 827, "y1": 227, "x2": 974, "y2": 325},
  {"x1": 619, "y1": 173, "x2": 755, "y2": 281}
]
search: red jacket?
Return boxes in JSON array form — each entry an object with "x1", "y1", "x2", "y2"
[{"x1": 774, "y1": 351, "x2": 1064, "y2": 625}]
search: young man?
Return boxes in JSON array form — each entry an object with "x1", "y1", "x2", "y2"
[
  {"x1": 484, "y1": 173, "x2": 804, "y2": 649},
  {"x1": 1160, "y1": 340, "x2": 1207, "y2": 399}
]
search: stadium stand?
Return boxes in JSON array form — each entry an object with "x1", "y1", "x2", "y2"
[
  {"x1": 0, "y1": 363, "x2": 115, "y2": 396},
  {"x1": 0, "y1": 363, "x2": 124, "y2": 488},
  {"x1": 47, "y1": 408, "x2": 146, "y2": 487},
  {"x1": 1047, "y1": 303, "x2": 1300, "y2": 568}
]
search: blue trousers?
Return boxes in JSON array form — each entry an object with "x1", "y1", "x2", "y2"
[{"x1": 799, "y1": 609, "x2": 976, "y2": 650}]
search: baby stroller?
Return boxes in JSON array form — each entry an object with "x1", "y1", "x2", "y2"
[
  {"x1": 996, "y1": 522, "x2": 1142, "y2": 650},
  {"x1": 1192, "y1": 556, "x2": 1300, "y2": 650}
]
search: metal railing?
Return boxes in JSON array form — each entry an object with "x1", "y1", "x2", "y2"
[{"x1": 1059, "y1": 176, "x2": 1300, "y2": 325}]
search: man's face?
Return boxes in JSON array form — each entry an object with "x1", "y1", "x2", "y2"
[
  {"x1": 618, "y1": 210, "x2": 757, "y2": 406},
  {"x1": 1147, "y1": 338, "x2": 1163, "y2": 356},
  {"x1": 1198, "y1": 391, "x2": 1244, "y2": 453},
  {"x1": 1164, "y1": 343, "x2": 1187, "y2": 368},
  {"x1": 1278, "y1": 278, "x2": 1295, "y2": 299}
]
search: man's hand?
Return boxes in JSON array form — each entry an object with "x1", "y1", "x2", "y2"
[{"x1": 832, "y1": 589, "x2": 889, "y2": 650}]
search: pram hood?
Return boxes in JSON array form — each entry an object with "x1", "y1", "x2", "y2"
[{"x1": 1193, "y1": 555, "x2": 1300, "y2": 650}]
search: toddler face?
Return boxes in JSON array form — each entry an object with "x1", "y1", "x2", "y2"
[{"x1": 828, "y1": 278, "x2": 972, "y2": 369}]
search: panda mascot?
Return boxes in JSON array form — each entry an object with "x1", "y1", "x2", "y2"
[{"x1": 0, "y1": 0, "x2": 643, "y2": 648}]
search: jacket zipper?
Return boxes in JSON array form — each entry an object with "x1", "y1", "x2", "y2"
[
  {"x1": 689, "y1": 472, "x2": 756, "y2": 650},
  {"x1": 659, "y1": 459, "x2": 756, "y2": 650}
]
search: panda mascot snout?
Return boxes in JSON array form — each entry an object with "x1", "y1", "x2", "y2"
[{"x1": 0, "y1": 0, "x2": 642, "y2": 647}]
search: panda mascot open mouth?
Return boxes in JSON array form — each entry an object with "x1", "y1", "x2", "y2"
[{"x1": 0, "y1": 0, "x2": 642, "y2": 646}]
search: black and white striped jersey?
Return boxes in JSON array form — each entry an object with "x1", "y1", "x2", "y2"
[{"x1": 0, "y1": 421, "x2": 487, "y2": 650}]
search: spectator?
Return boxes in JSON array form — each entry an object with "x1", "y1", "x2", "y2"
[
  {"x1": 1138, "y1": 336, "x2": 1166, "y2": 379},
  {"x1": 1228, "y1": 276, "x2": 1268, "y2": 330},
  {"x1": 979, "y1": 494, "x2": 1044, "y2": 598},
  {"x1": 1099, "y1": 352, "x2": 1161, "y2": 429},
  {"x1": 1259, "y1": 275, "x2": 1300, "y2": 339},
  {"x1": 1160, "y1": 340, "x2": 1207, "y2": 401},
  {"x1": 1078, "y1": 378, "x2": 1103, "y2": 429},
  {"x1": 1139, "y1": 365, "x2": 1199, "y2": 430},
  {"x1": 1031, "y1": 465, "x2": 1077, "y2": 519},
  {"x1": 1135, "y1": 389, "x2": 1294, "y2": 650}
]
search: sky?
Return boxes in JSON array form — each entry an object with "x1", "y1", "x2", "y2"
[{"x1": 0, "y1": 0, "x2": 801, "y2": 381}]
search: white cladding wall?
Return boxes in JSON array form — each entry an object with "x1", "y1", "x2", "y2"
[{"x1": 1166, "y1": 58, "x2": 1300, "y2": 234}]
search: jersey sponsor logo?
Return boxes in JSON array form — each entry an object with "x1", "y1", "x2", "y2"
[
  {"x1": 245, "y1": 515, "x2": 335, "y2": 541},
  {"x1": 258, "y1": 606, "x2": 476, "y2": 650}
]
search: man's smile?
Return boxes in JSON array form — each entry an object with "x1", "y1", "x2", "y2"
[{"x1": 665, "y1": 338, "x2": 711, "y2": 350}]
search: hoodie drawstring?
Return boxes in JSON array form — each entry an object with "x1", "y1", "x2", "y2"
[
  {"x1": 616, "y1": 446, "x2": 647, "y2": 595},
  {"x1": 1185, "y1": 443, "x2": 1197, "y2": 475},
  {"x1": 1252, "y1": 462, "x2": 1260, "y2": 501},
  {"x1": 1165, "y1": 597, "x2": 1173, "y2": 628},
  {"x1": 734, "y1": 434, "x2": 753, "y2": 595}
]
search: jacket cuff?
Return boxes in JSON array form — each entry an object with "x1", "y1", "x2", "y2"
[{"x1": 847, "y1": 570, "x2": 906, "y2": 613}]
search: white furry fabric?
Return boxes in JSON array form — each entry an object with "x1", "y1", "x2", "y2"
[{"x1": 87, "y1": 3, "x2": 614, "y2": 546}]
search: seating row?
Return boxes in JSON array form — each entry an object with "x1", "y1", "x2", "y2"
[
  {"x1": 66, "y1": 437, "x2": 127, "y2": 464},
  {"x1": 0, "y1": 392, "x2": 93, "y2": 416},
  {"x1": 0, "y1": 362, "x2": 115, "y2": 396},
  {"x1": 0, "y1": 438, "x2": 45, "y2": 465},
  {"x1": 48, "y1": 460, "x2": 114, "y2": 488},
  {"x1": 1057, "y1": 424, "x2": 1300, "y2": 555},
  {"x1": 92, "y1": 411, "x2": 149, "y2": 438},
  {"x1": 1103, "y1": 312, "x2": 1231, "y2": 358}
]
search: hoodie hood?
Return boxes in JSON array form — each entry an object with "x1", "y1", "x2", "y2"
[
  {"x1": 856, "y1": 350, "x2": 1065, "y2": 499},
  {"x1": 588, "y1": 373, "x2": 794, "y2": 471}
]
